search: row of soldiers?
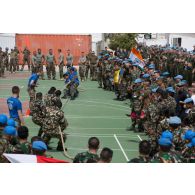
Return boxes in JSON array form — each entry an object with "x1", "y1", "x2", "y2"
[{"x1": 95, "y1": 45, "x2": 195, "y2": 162}]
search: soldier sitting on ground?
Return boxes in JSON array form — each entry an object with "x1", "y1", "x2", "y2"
[
  {"x1": 97, "y1": 147, "x2": 113, "y2": 163},
  {"x1": 73, "y1": 137, "x2": 100, "y2": 163}
]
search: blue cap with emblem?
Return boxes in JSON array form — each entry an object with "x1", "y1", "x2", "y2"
[
  {"x1": 187, "y1": 137, "x2": 195, "y2": 148},
  {"x1": 0, "y1": 114, "x2": 8, "y2": 125},
  {"x1": 161, "y1": 130, "x2": 173, "y2": 141},
  {"x1": 174, "y1": 75, "x2": 183, "y2": 80},
  {"x1": 182, "y1": 130, "x2": 195, "y2": 141},
  {"x1": 184, "y1": 98, "x2": 194, "y2": 104},
  {"x1": 134, "y1": 78, "x2": 142, "y2": 84}
]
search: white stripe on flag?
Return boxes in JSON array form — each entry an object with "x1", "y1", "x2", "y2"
[{"x1": 3, "y1": 153, "x2": 37, "y2": 163}]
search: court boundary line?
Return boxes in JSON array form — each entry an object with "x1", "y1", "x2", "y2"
[
  {"x1": 114, "y1": 134, "x2": 129, "y2": 161},
  {"x1": 137, "y1": 135, "x2": 143, "y2": 141}
]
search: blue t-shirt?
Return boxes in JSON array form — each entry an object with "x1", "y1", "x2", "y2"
[
  {"x1": 28, "y1": 74, "x2": 39, "y2": 87},
  {"x1": 7, "y1": 97, "x2": 22, "y2": 119}
]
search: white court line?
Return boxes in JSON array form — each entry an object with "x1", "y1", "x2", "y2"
[
  {"x1": 67, "y1": 103, "x2": 129, "y2": 112},
  {"x1": 66, "y1": 116, "x2": 130, "y2": 120},
  {"x1": 74, "y1": 100, "x2": 130, "y2": 109},
  {"x1": 114, "y1": 134, "x2": 129, "y2": 161},
  {"x1": 20, "y1": 86, "x2": 24, "y2": 89},
  {"x1": 66, "y1": 147, "x2": 137, "y2": 152},
  {"x1": 137, "y1": 135, "x2": 143, "y2": 141},
  {"x1": 67, "y1": 134, "x2": 138, "y2": 138}
]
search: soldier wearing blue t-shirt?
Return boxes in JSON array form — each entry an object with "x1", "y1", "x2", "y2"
[{"x1": 7, "y1": 86, "x2": 24, "y2": 126}]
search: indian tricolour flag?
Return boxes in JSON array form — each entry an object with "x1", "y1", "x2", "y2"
[
  {"x1": 129, "y1": 48, "x2": 145, "y2": 69},
  {"x1": 3, "y1": 153, "x2": 69, "y2": 163}
]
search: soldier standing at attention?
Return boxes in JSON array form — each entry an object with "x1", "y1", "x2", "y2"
[
  {"x1": 89, "y1": 51, "x2": 98, "y2": 80},
  {"x1": 14, "y1": 46, "x2": 20, "y2": 71},
  {"x1": 78, "y1": 51, "x2": 87, "y2": 81},
  {"x1": 31, "y1": 51, "x2": 37, "y2": 73},
  {"x1": 73, "y1": 137, "x2": 100, "y2": 163},
  {"x1": 21, "y1": 46, "x2": 31, "y2": 71},
  {"x1": 66, "y1": 49, "x2": 73, "y2": 69},
  {"x1": 7, "y1": 86, "x2": 25, "y2": 126},
  {"x1": 46, "y1": 49, "x2": 56, "y2": 80},
  {"x1": 58, "y1": 49, "x2": 64, "y2": 80},
  {"x1": 0, "y1": 47, "x2": 6, "y2": 78},
  {"x1": 9, "y1": 49, "x2": 17, "y2": 73},
  {"x1": 4, "y1": 47, "x2": 9, "y2": 71},
  {"x1": 36, "y1": 49, "x2": 45, "y2": 80}
]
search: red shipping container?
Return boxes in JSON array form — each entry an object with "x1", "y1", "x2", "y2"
[{"x1": 15, "y1": 34, "x2": 92, "y2": 65}]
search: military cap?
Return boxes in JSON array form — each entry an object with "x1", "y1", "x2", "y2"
[
  {"x1": 134, "y1": 78, "x2": 142, "y2": 84},
  {"x1": 161, "y1": 130, "x2": 173, "y2": 141},
  {"x1": 151, "y1": 87, "x2": 159, "y2": 93},
  {"x1": 187, "y1": 137, "x2": 195, "y2": 148},
  {"x1": 174, "y1": 75, "x2": 183, "y2": 80},
  {"x1": 162, "y1": 71, "x2": 170, "y2": 76},
  {"x1": 7, "y1": 118, "x2": 18, "y2": 127},
  {"x1": 142, "y1": 74, "x2": 150, "y2": 78},
  {"x1": 148, "y1": 64, "x2": 155, "y2": 69},
  {"x1": 182, "y1": 130, "x2": 195, "y2": 141},
  {"x1": 154, "y1": 70, "x2": 160, "y2": 74},
  {"x1": 158, "y1": 137, "x2": 172, "y2": 146},
  {"x1": 184, "y1": 98, "x2": 194, "y2": 104},
  {"x1": 168, "y1": 116, "x2": 181, "y2": 125},
  {"x1": 0, "y1": 114, "x2": 8, "y2": 125},
  {"x1": 3, "y1": 126, "x2": 17, "y2": 136},
  {"x1": 166, "y1": 87, "x2": 176, "y2": 93},
  {"x1": 32, "y1": 141, "x2": 47, "y2": 150}
]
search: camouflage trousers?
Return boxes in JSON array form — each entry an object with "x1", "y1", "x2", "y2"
[
  {"x1": 97, "y1": 73, "x2": 103, "y2": 87},
  {"x1": 0, "y1": 61, "x2": 5, "y2": 77},
  {"x1": 36, "y1": 63, "x2": 44, "y2": 79},
  {"x1": 21, "y1": 58, "x2": 30, "y2": 71},
  {"x1": 79, "y1": 65, "x2": 86, "y2": 81},
  {"x1": 42, "y1": 128, "x2": 67, "y2": 147},
  {"x1": 90, "y1": 64, "x2": 97, "y2": 80},
  {"x1": 46, "y1": 63, "x2": 56, "y2": 80},
  {"x1": 85, "y1": 65, "x2": 90, "y2": 79},
  {"x1": 10, "y1": 58, "x2": 16, "y2": 73},
  {"x1": 59, "y1": 63, "x2": 64, "y2": 79},
  {"x1": 27, "y1": 87, "x2": 36, "y2": 110}
]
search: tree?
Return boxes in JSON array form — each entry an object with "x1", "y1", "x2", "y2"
[{"x1": 108, "y1": 33, "x2": 138, "y2": 51}]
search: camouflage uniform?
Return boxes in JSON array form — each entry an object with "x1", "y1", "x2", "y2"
[
  {"x1": 73, "y1": 151, "x2": 99, "y2": 163},
  {"x1": 21, "y1": 48, "x2": 31, "y2": 71},
  {"x1": 44, "y1": 94, "x2": 55, "y2": 107},
  {"x1": 42, "y1": 106, "x2": 68, "y2": 148},
  {"x1": 129, "y1": 155, "x2": 151, "y2": 163},
  {"x1": 9, "y1": 50, "x2": 17, "y2": 73},
  {"x1": 182, "y1": 148, "x2": 195, "y2": 163},
  {"x1": 0, "y1": 138, "x2": 12, "y2": 163},
  {"x1": 46, "y1": 54, "x2": 56, "y2": 80},
  {"x1": 151, "y1": 151, "x2": 183, "y2": 163},
  {"x1": 0, "y1": 50, "x2": 5, "y2": 77},
  {"x1": 36, "y1": 52, "x2": 45, "y2": 79},
  {"x1": 4, "y1": 49, "x2": 9, "y2": 71},
  {"x1": 11, "y1": 141, "x2": 31, "y2": 154}
]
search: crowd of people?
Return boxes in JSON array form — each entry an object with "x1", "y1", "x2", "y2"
[{"x1": 1, "y1": 42, "x2": 195, "y2": 163}]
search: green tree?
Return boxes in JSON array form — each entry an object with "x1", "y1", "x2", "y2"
[{"x1": 108, "y1": 33, "x2": 137, "y2": 50}]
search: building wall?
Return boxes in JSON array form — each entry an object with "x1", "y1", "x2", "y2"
[{"x1": 0, "y1": 33, "x2": 15, "y2": 51}]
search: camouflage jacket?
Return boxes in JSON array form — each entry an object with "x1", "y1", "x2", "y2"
[
  {"x1": 44, "y1": 94, "x2": 55, "y2": 107},
  {"x1": 73, "y1": 151, "x2": 99, "y2": 163},
  {"x1": 42, "y1": 106, "x2": 68, "y2": 132},
  {"x1": 0, "y1": 138, "x2": 13, "y2": 163},
  {"x1": 129, "y1": 155, "x2": 151, "y2": 163},
  {"x1": 11, "y1": 141, "x2": 31, "y2": 154},
  {"x1": 31, "y1": 99, "x2": 46, "y2": 117}
]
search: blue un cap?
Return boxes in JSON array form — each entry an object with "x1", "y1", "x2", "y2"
[
  {"x1": 183, "y1": 130, "x2": 195, "y2": 141},
  {"x1": 0, "y1": 114, "x2": 8, "y2": 125},
  {"x1": 134, "y1": 78, "x2": 142, "y2": 84},
  {"x1": 7, "y1": 118, "x2": 18, "y2": 127},
  {"x1": 184, "y1": 98, "x2": 194, "y2": 104},
  {"x1": 174, "y1": 75, "x2": 183, "y2": 80},
  {"x1": 161, "y1": 130, "x2": 173, "y2": 141},
  {"x1": 151, "y1": 87, "x2": 159, "y2": 93},
  {"x1": 32, "y1": 141, "x2": 47, "y2": 151},
  {"x1": 158, "y1": 137, "x2": 172, "y2": 146},
  {"x1": 168, "y1": 116, "x2": 181, "y2": 125},
  {"x1": 142, "y1": 74, "x2": 150, "y2": 78},
  {"x1": 3, "y1": 126, "x2": 17, "y2": 136},
  {"x1": 187, "y1": 137, "x2": 195, "y2": 148},
  {"x1": 162, "y1": 72, "x2": 170, "y2": 76},
  {"x1": 166, "y1": 87, "x2": 176, "y2": 94}
]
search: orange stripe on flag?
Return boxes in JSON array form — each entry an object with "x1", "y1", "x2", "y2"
[{"x1": 131, "y1": 48, "x2": 143, "y2": 61}]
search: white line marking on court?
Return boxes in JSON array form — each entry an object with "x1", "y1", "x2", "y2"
[
  {"x1": 114, "y1": 134, "x2": 129, "y2": 161},
  {"x1": 67, "y1": 147, "x2": 137, "y2": 152},
  {"x1": 66, "y1": 116, "x2": 130, "y2": 120},
  {"x1": 21, "y1": 86, "x2": 24, "y2": 89},
  {"x1": 137, "y1": 135, "x2": 143, "y2": 141}
]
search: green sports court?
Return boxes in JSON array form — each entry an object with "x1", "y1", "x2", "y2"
[{"x1": 0, "y1": 71, "x2": 147, "y2": 163}]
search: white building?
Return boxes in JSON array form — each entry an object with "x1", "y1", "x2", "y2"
[
  {"x1": 137, "y1": 33, "x2": 195, "y2": 51},
  {"x1": 0, "y1": 33, "x2": 15, "y2": 50}
]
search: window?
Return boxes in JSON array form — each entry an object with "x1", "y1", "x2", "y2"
[{"x1": 172, "y1": 38, "x2": 182, "y2": 47}]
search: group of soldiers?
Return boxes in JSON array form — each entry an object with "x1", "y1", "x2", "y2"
[{"x1": 95, "y1": 44, "x2": 195, "y2": 163}]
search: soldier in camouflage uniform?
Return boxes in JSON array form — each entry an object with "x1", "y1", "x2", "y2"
[
  {"x1": 21, "y1": 47, "x2": 31, "y2": 71},
  {"x1": 97, "y1": 60, "x2": 103, "y2": 88},
  {"x1": 58, "y1": 49, "x2": 64, "y2": 80},
  {"x1": 9, "y1": 49, "x2": 17, "y2": 73},
  {"x1": 4, "y1": 47, "x2": 9, "y2": 71},
  {"x1": 0, "y1": 47, "x2": 5, "y2": 78},
  {"x1": 78, "y1": 52, "x2": 87, "y2": 81},
  {"x1": 42, "y1": 101, "x2": 68, "y2": 151},
  {"x1": 0, "y1": 126, "x2": 17, "y2": 163},
  {"x1": 129, "y1": 140, "x2": 151, "y2": 163},
  {"x1": 36, "y1": 49, "x2": 45, "y2": 80},
  {"x1": 44, "y1": 87, "x2": 56, "y2": 107},
  {"x1": 31, "y1": 51, "x2": 37, "y2": 73},
  {"x1": 11, "y1": 126, "x2": 31, "y2": 154},
  {"x1": 31, "y1": 92, "x2": 46, "y2": 137},
  {"x1": 73, "y1": 137, "x2": 100, "y2": 163},
  {"x1": 46, "y1": 49, "x2": 56, "y2": 80},
  {"x1": 14, "y1": 46, "x2": 20, "y2": 71},
  {"x1": 88, "y1": 51, "x2": 98, "y2": 80}
]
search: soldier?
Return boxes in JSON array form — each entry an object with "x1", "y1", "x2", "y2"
[
  {"x1": 151, "y1": 137, "x2": 182, "y2": 163},
  {"x1": 97, "y1": 147, "x2": 113, "y2": 163},
  {"x1": 36, "y1": 49, "x2": 45, "y2": 80},
  {"x1": 73, "y1": 137, "x2": 100, "y2": 163},
  {"x1": 7, "y1": 86, "x2": 25, "y2": 126},
  {"x1": 0, "y1": 126, "x2": 17, "y2": 163},
  {"x1": 31, "y1": 51, "x2": 37, "y2": 73},
  {"x1": 66, "y1": 49, "x2": 73, "y2": 68},
  {"x1": 44, "y1": 87, "x2": 56, "y2": 107},
  {"x1": 9, "y1": 49, "x2": 17, "y2": 73},
  {"x1": 78, "y1": 52, "x2": 87, "y2": 81},
  {"x1": 11, "y1": 126, "x2": 31, "y2": 154},
  {"x1": 97, "y1": 60, "x2": 103, "y2": 88},
  {"x1": 0, "y1": 114, "x2": 8, "y2": 138},
  {"x1": 182, "y1": 137, "x2": 195, "y2": 163},
  {"x1": 27, "y1": 72, "x2": 40, "y2": 110},
  {"x1": 42, "y1": 100, "x2": 68, "y2": 151},
  {"x1": 31, "y1": 140, "x2": 48, "y2": 156},
  {"x1": 46, "y1": 49, "x2": 56, "y2": 80},
  {"x1": 129, "y1": 140, "x2": 151, "y2": 163},
  {"x1": 21, "y1": 46, "x2": 31, "y2": 71},
  {"x1": 4, "y1": 47, "x2": 9, "y2": 71},
  {"x1": 31, "y1": 92, "x2": 46, "y2": 137},
  {"x1": 88, "y1": 51, "x2": 98, "y2": 80},
  {"x1": 0, "y1": 47, "x2": 5, "y2": 78},
  {"x1": 14, "y1": 46, "x2": 20, "y2": 71},
  {"x1": 58, "y1": 49, "x2": 64, "y2": 80}
]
